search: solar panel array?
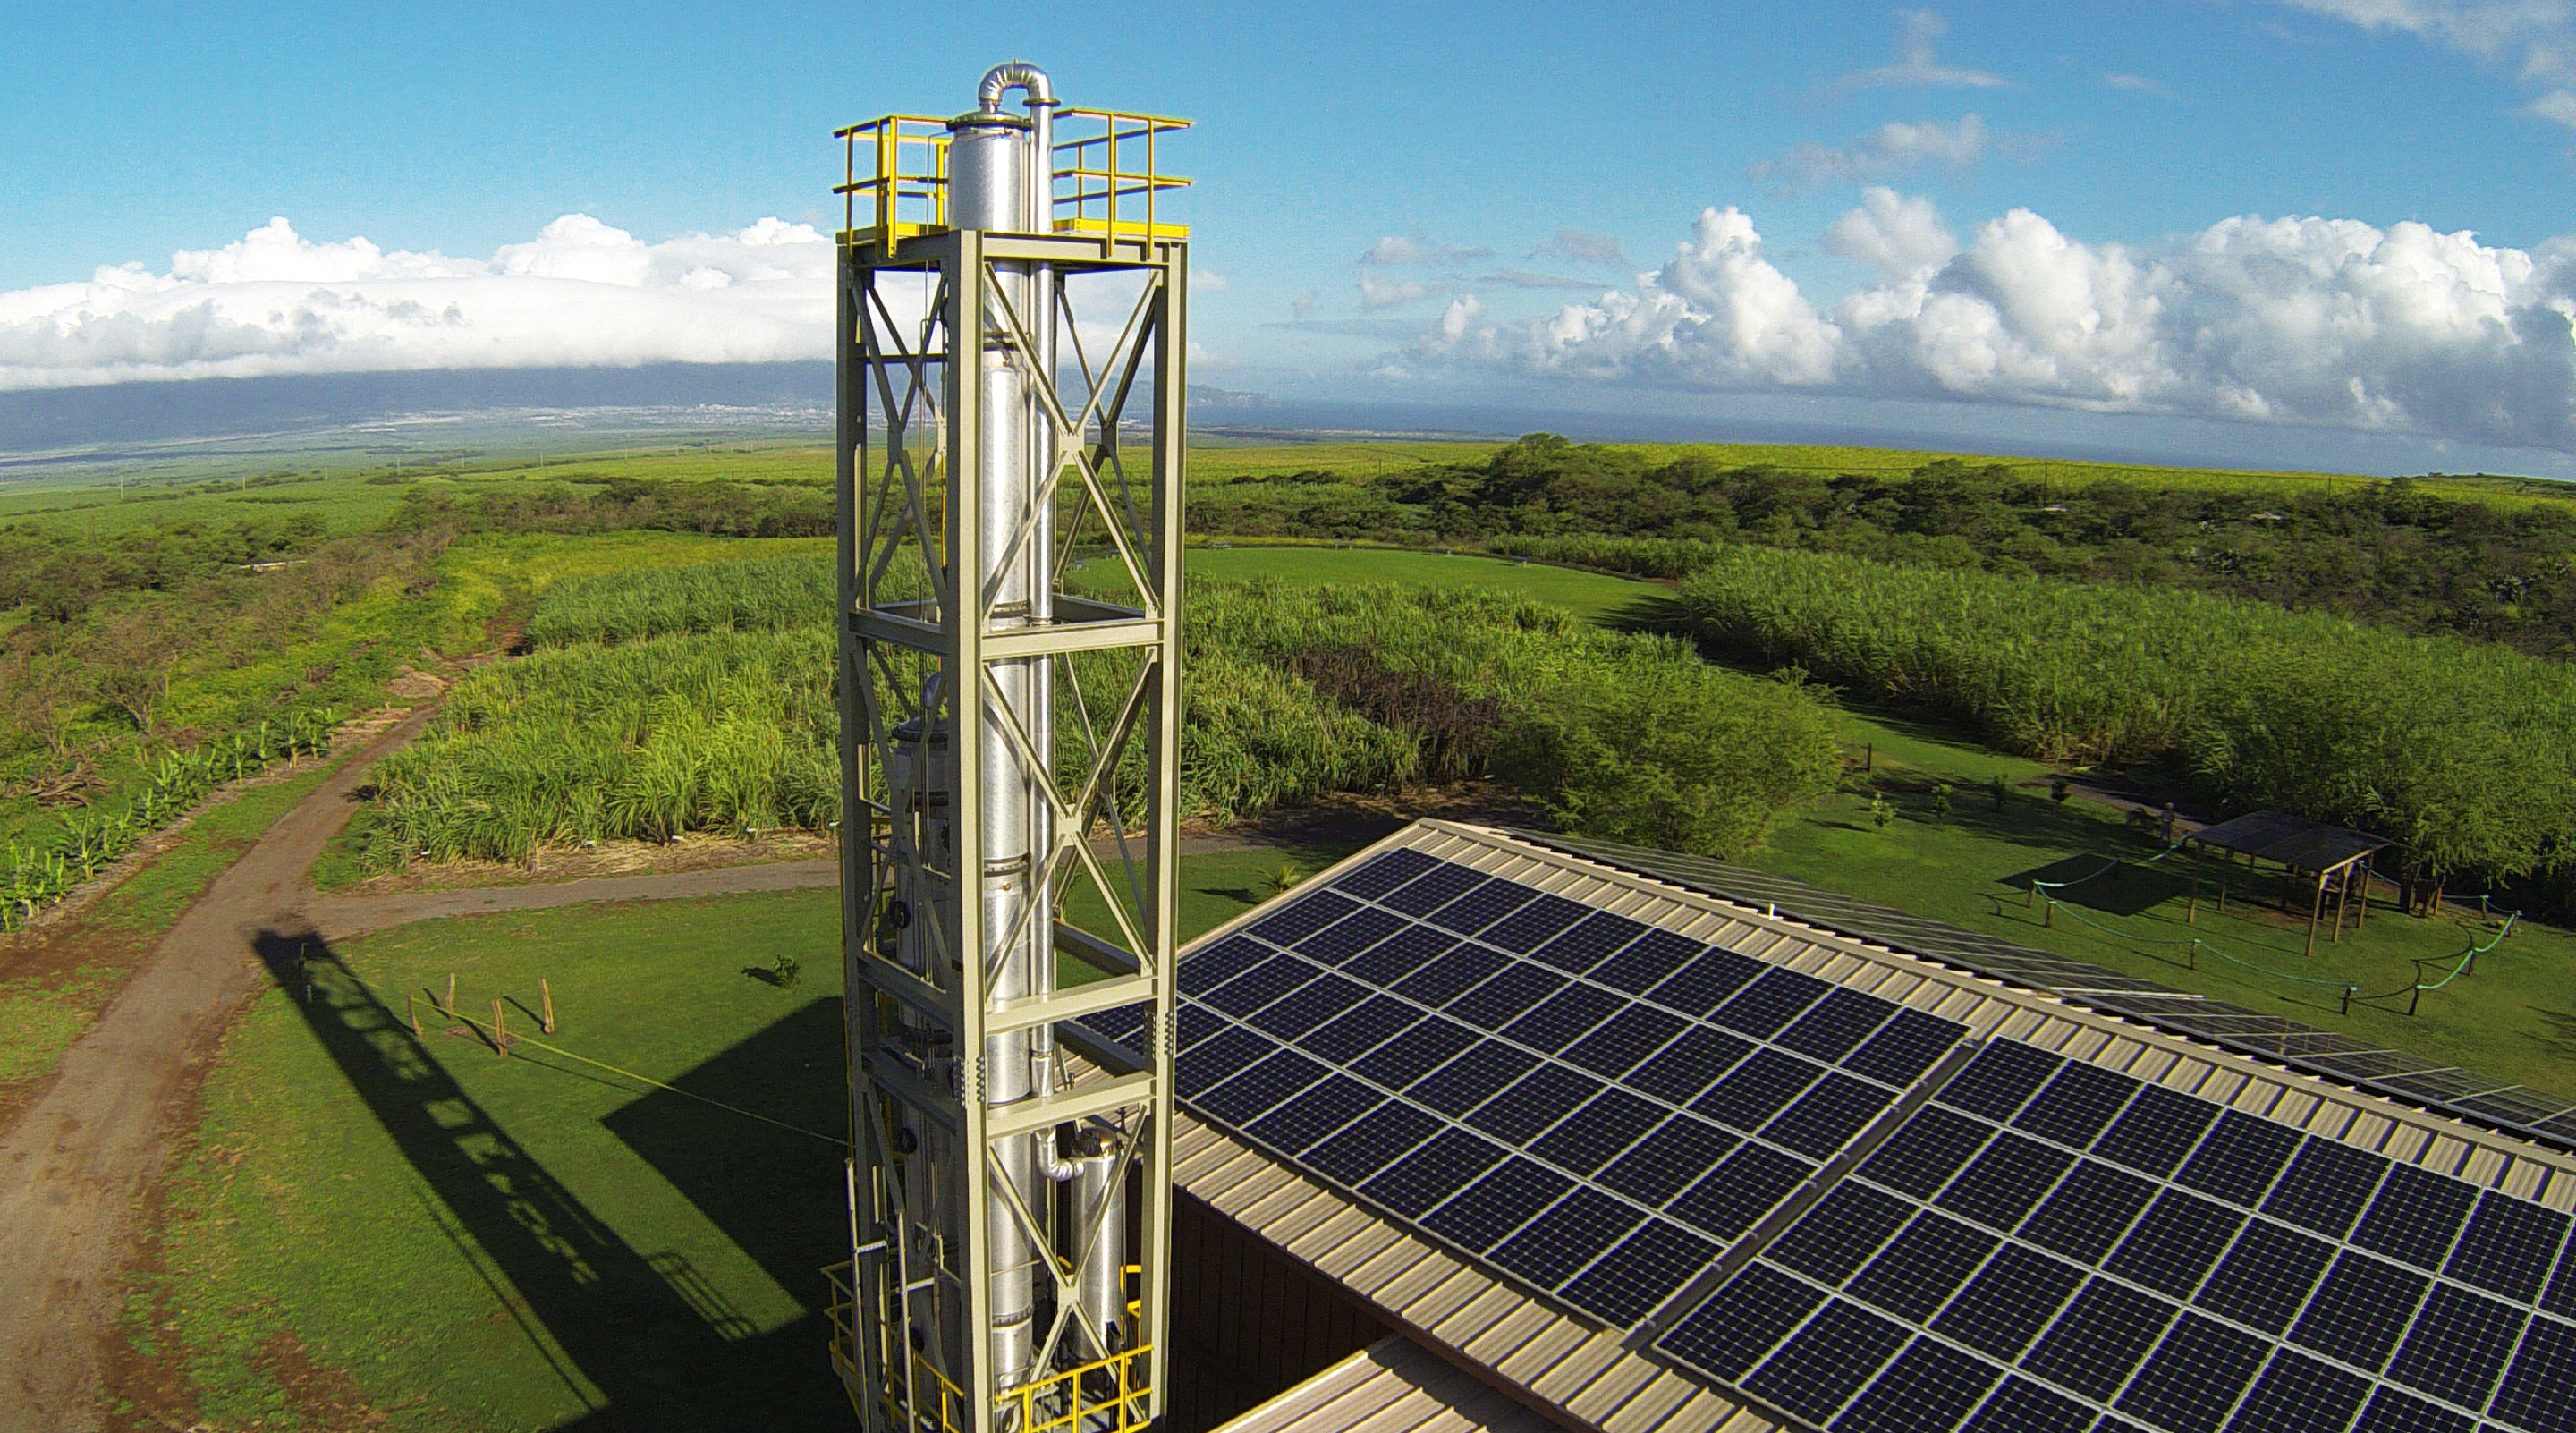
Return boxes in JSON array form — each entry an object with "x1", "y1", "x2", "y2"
[
  {"x1": 1082, "y1": 844, "x2": 1972, "y2": 1327},
  {"x1": 1523, "y1": 829, "x2": 2576, "y2": 1155},
  {"x1": 1073, "y1": 842, "x2": 2576, "y2": 1433},
  {"x1": 1654, "y1": 1038, "x2": 2576, "y2": 1432}
]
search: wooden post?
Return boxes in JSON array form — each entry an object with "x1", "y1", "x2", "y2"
[
  {"x1": 2043, "y1": 895, "x2": 2055, "y2": 928},
  {"x1": 445, "y1": 971, "x2": 456, "y2": 1015},
  {"x1": 2355, "y1": 861, "x2": 2370, "y2": 931},
  {"x1": 2303, "y1": 870, "x2": 2326, "y2": 960},
  {"x1": 540, "y1": 978, "x2": 556, "y2": 1035},
  {"x1": 2216, "y1": 852, "x2": 2229, "y2": 913},
  {"x1": 493, "y1": 998, "x2": 508, "y2": 1056},
  {"x1": 2332, "y1": 865, "x2": 2352, "y2": 944},
  {"x1": 1865, "y1": 743, "x2": 1873, "y2": 773},
  {"x1": 2187, "y1": 866, "x2": 2199, "y2": 926}
]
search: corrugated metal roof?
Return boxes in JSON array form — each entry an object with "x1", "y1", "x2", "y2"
[
  {"x1": 1090, "y1": 819, "x2": 2576, "y2": 1432},
  {"x1": 1209, "y1": 1334, "x2": 1568, "y2": 1433}
]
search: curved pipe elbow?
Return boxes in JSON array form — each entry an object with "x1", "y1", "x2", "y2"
[{"x1": 979, "y1": 63, "x2": 1055, "y2": 113}]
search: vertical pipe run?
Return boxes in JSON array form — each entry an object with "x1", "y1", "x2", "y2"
[{"x1": 949, "y1": 66, "x2": 1060, "y2": 1400}]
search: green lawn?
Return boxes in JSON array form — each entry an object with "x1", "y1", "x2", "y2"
[
  {"x1": 138, "y1": 835, "x2": 1380, "y2": 1433},
  {"x1": 1757, "y1": 781, "x2": 2576, "y2": 1101},
  {"x1": 141, "y1": 889, "x2": 849, "y2": 1432}
]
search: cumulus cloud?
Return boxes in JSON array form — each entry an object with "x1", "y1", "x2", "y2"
[
  {"x1": 1532, "y1": 229, "x2": 1632, "y2": 270},
  {"x1": 1360, "y1": 273, "x2": 1436, "y2": 309},
  {"x1": 0, "y1": 214, "x2": 833, "y2": 391},
  {"x1": 2284, "y1": 0, "x2": 2576, "y2": 124},
  {"x1": 1404, "y1": 193, "x2": 2576, "y2": 451},
  {"x1": 1750, "y1": 114, "x2": 1991, "y2": 190},
  {"x1": 1825, "y1": 10, "x2": 2006, "y2": 98},
  {"x1": 1824, "y1": 187, "x2": 1958, "y2": 279}
]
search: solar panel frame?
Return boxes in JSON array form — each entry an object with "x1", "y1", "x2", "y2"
[
  {"x1": 2348, "y1": 1162, "x2": 2478, "y2": 1273},
  {"x1": 1843, "y1": 1211, "x2": 1999, "y2": 1323},
  {"x1": 1556, "y1": 1217, "x2": 1718, "y2": 1327},
  {"x1": 2444, "y1": 1191, "x2": 2572, "y2": 1303},
  {"x1": 2226, "y1": 1348, "x2": 2371, "y2": 1433},
  {"x1": 2112, "y1": 1310, "x2": 2267, "y2": 1433},
  {"x1": 1739, "y1": 1297, "x2": 1911, "y2": 1425}
]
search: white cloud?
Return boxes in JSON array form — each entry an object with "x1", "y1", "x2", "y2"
[
  {"x1": 1405, "y1": 194, "x2": 2576, "y2": 451},
  {"x1": 1290, "y1": 289, "x2": 1318, "y2": 320},
  {"x1": 1824, "y1": 187, "x2": 1959, "y2": 280},
  {"x1": 1362, "y1": 236, "x2": 1435, "y2": 266},
  {"x1": 1532, "y1": 229, "x2": 1633, "y2": 270},
  {"x1": 0, "y1": 214, "x2": 834, "y2": 391},
  {"x1": 1826, "y1": 10, "x2": 2007, "y2": 98},
  {"x1": 1193, "y1": 269, "x2": 1231, "y2": 293},
  {"x1": 1751, "y1": 114, "x2": 1991, "y2": 189},
  {"x1": 2105, "y1": 72, "x2": 2182, "y2": 99},
  {"x1": 2528, "y1": 88, "x2": 2576, "y2": 125},
  {"x1": 1360, "y1": 273, "x2": 1435, "y2": 309},
  {"x1": 2283, "y1": 0, "x2": 2576, "y2": 122}
]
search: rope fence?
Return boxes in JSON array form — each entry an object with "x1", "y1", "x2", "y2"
[
  {"x1": 2029, "y1": 860, "x2": 2522, "y2": 1018},
  {"x1": 326, "y1": 958, "x2": 848, "y2": 1148}
]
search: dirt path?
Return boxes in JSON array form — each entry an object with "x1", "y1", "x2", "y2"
[
  {"x1": 303, "y1": 828, "x2": 1322, "y2": 941},
  {"x1": 0, "y1": 706, "x2": 437, "y2": 1433}
]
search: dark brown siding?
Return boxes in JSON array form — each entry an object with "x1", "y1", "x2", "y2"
[{"x1": 1162, "y1": 1187, "x2": 1394, "y2": 1432}]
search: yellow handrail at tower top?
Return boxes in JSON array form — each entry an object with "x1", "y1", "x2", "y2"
[{"x1": 834, "y1": 106, "x2": 1191, "y2": 247}]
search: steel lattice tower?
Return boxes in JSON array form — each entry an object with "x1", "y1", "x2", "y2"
[{"x1": 825, "y1": 64, "x2": 1189, "y2": 1433}]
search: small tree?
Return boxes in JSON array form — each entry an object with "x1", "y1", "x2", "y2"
[
  {"x1": 1868, "y1": 794, "x2": 1894, "y2": 831},
  {"x1": 1931, "y1": 783, "x2": 1953, "y2": 820},
  {"x1": 2050, "y1": 774, "x2": 2072, "y2": 804},
  {"x1": 1989, "y1": 774, "x2": 2010, "y2": 810}
]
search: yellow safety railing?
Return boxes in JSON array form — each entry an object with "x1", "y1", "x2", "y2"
[
  {"x1": 827, "y1": 1261, "x2": 1153, "y2": 1433},
  {"x1": 1051, "y1": 108, "x2": 1192, "y2": 242},
  {"x1": 834, "y1": 107, "x2": 1190, "y2": 248},
  {"x1": 998, "y1": 1342, "x2": 1154, "y2": 1433},
  {"x1": 835, "y1": 115, "x2": 953, "y2": 244}
]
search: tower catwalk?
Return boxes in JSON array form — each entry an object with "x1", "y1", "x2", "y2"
[{"x1": 825, "y1": 65, "x2": 1190, "y2": 1433}]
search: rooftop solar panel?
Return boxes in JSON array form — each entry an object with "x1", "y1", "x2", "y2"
[
  {"x1": 1521, "y1": 828, "x2": 2576, "y2": 1157},
  {"x1": 1063, "y1": 838, "x2": 2576, "y2": 1433},
  {"x1": 1643, "y1": 1015, "x2": 2576, "y2": 1433}
]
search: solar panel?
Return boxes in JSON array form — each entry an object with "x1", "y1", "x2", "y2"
[
  {"x1": 2445, "y1": 1192, "x2": 2572, "y2": 1303},
  {"x1": 1519, "y1": 828, "x2": 2576, "y2": 1157},
  {"x1": 1069, "y1": 843, "x2": 2576, "y2": 1433}
]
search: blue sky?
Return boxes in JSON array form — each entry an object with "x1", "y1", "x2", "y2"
[{"x1": 4, "y1": 1, "x2": 2572, "y2": 472}]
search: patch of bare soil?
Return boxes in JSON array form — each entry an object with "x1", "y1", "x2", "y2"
[{"x1": 332, "y1": 827, "x2": 840, "y2": 898}]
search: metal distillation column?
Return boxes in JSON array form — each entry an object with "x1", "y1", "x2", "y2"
[{"x1": 834, "y1": 63, "x2": 1187, "y2": 1433}]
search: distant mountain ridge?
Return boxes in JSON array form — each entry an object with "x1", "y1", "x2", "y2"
[{"x1": 0, "y1": 364, "x2": 837, "y2": 454}]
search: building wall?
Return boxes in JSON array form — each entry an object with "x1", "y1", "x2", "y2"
[{"x1": 1163, "y1": 1187, "x2": 1394, "y2": 1432}]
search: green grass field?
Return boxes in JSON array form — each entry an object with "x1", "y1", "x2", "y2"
[{"x1": 137, "y1": 843, "x2": 1378, "y2": 1432}]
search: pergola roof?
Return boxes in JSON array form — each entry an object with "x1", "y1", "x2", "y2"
[{"x1": 2185, "y1": 809, "x2": 2394, "y2": 872}]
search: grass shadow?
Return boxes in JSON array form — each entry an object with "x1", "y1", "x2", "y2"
[{"x1": 250, "y1": 928, "x2": 845, "y2": 1431}]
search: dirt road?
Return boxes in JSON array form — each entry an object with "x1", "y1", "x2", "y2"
[{"x1": 0, "y1": 707, "x2": 436, "y2": 1433}]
